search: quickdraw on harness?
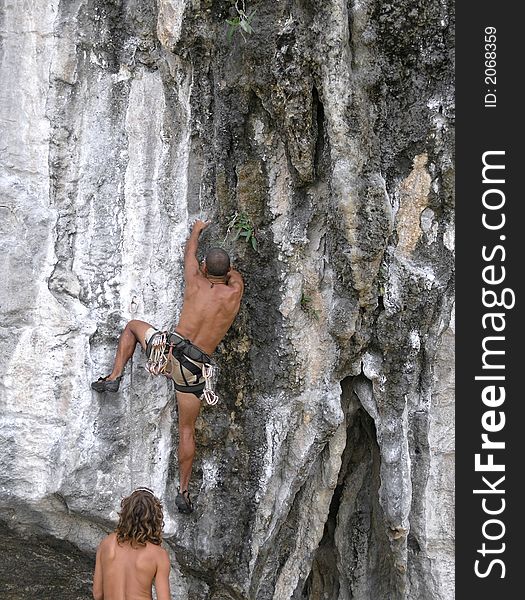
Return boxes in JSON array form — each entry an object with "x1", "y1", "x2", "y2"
[
  {"x1": 201, "y1": 363, "x2": 219, "y2": 406},
  {"x1": 145, "y1": 332, "x2": 169, "y2": 376},
  {"x1": 145, "y1": 331, "x2": 219, "y2": 406}
]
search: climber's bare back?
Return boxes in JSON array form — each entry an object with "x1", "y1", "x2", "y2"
[
  {"x1": 176, "y1": 268, "x2": 243, "y2": 355},
  {"x1": 94, "y1": 533, "x2": 170, "y2": 600}
]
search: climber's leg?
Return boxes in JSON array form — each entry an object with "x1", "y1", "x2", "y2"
[
  {"x1": 175, "y1": 390, "x2": 201, "y2": 513},
  {"x1": 107, "y1": 319, "x2": 152, "y2": 379},
  {"x1": 91, "y1": 319, "x2": 152, "y2": 392}
]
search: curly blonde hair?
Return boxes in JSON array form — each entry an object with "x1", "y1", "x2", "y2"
[{"x1": 115, "y1": 488, "x2": 164, "y2": 546}]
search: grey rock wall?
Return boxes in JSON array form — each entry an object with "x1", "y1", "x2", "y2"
[{"x1": 0, "y1": 1, "x2": 454, "y2": 599}]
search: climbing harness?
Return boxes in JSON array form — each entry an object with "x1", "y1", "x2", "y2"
[{"x1": 145, "y1": 330, "x2": 219, "y2": 405}]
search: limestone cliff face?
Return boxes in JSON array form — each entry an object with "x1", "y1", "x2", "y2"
[{"x1": 0, "y1": 1, "x2": 454, "y2": 599}]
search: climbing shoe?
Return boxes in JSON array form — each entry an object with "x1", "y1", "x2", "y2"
[
  {"x1": 91, "y1": 375, "x2": 122, "y2": 393},
  {"x1": 175, "y1": 490, "x2": 194, "y2": 514}
]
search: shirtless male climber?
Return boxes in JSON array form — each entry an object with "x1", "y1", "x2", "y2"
[
  {"x1": 92, "y1": 488, "x2": 171, "y2": 600},
  {"x1": 91, "y1": 220, "x2": 244, "y2": 513}
]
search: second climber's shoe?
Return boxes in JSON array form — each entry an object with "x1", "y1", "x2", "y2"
[
  {"x1": 175, "y1": 489, "x2": 194, "y2": 514},
  {"x1": 91, "y1": 375, "x2": 122, "y2": 393}
]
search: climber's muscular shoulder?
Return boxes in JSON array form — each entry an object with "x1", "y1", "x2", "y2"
[{"x1": 225, "y1": 268, "x2": 244, "y2": 294}]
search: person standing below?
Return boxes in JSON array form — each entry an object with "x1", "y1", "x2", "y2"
[
  {"x1": 92, "y1": 488, "x2": 171, "y2": 600},
  {"x1": 91, "y1": 220, "x2": 244, "y2": 513}
]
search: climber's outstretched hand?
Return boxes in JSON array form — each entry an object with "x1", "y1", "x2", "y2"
[{"x1": 192, "y1": 219, "x2": 210, "y2": 235}]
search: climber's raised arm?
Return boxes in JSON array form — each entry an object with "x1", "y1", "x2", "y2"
[{"x1": 184, "y1": 219, "x2": 209, "y2": 282}]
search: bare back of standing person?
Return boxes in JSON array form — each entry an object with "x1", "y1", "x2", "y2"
[
  {"x1": 92, "y1": 489, "x2": 171, "y2": 600},
  {"x1": 95, "y1": 535, "x2": 166, "y2": 600}
]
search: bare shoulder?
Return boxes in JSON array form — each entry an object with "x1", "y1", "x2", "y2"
[
  {"x1": 186, "y1": 266, "x2": 208, "y2": 286},
  {"x1": 227, "y1": 269, "x2": 244, "y2": 293},
  {"x1": 146, "y1": 542, "x2": 169, "y2": 556},
  {"x1": 152, "y1": 544, "x2": 171, "y2": 567},
  {"x1": 100, "y1": 532, "x2": 117, "y2": 547},
  {"x1": 97, "y1": 532, "x2": 117, "y2": 556}
]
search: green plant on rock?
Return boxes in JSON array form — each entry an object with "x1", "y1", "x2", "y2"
[
  {"x1": 225, "y1": 211, "x2": 258, "y2": 251},
  {"x1": 300, "y1": 291, "x2": 320, "y2": 321},
  {"x1": 226, "y1": 0, "x2": 256, "y2": 43}
]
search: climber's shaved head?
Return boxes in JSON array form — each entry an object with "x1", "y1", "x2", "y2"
[{"x1": 205, "y1": 247, "x2": 230, "y2": 276}]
